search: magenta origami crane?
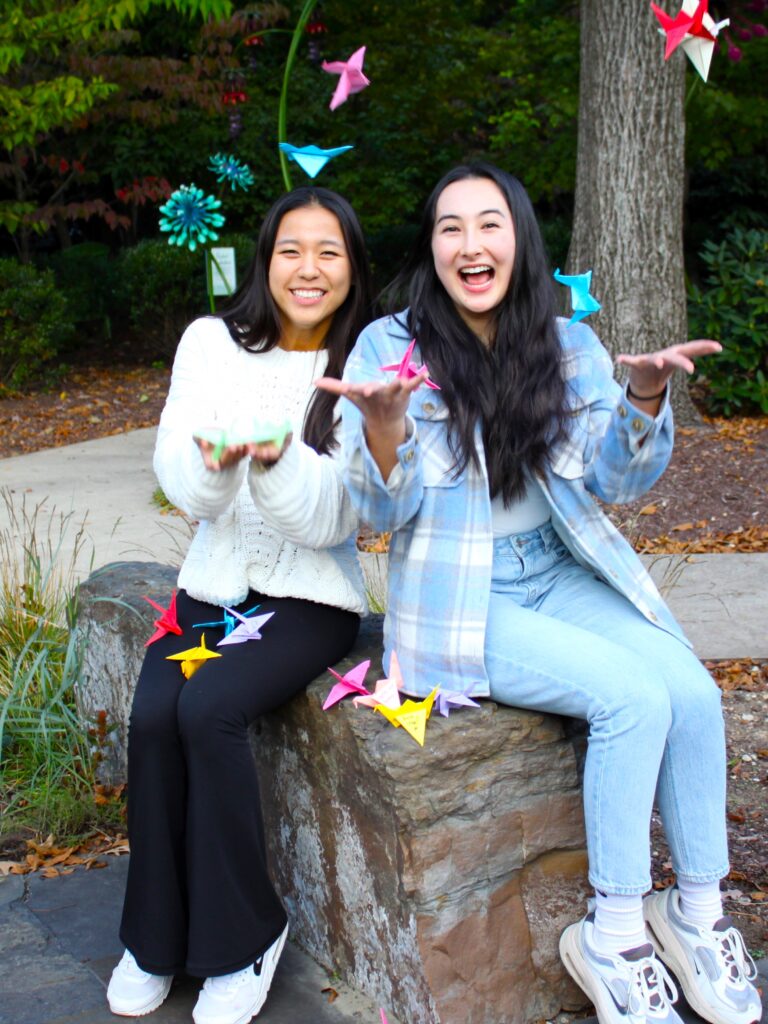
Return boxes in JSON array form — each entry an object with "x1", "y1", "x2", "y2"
[
  {"x1": 353, "y1": 650, "x2": 404, "y2": 709},
  {"x1": 380, "y1": 339, "x2": 440, "y2": 390},
  {"x1": 322, "y1": 659, "x2": 371, "y2": 710},
  {"x1": 321, "y1": 45, "x2": 370, "y2": 111},
  {"x1": 380, "y1": 1012, "x2": 389, "y2": 1024},
  {"x1": 143, "y1": 591, "x2": 183, "y2": 646},
  {"x1": 216, "y1": 608, "x2": 275, "y2": 646}
]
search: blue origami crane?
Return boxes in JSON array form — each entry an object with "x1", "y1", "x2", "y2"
[
  {"x1": 278, "y1": 143, "x2": 354, "y2": 179},
  {"x1": 193, "y1": 603, "x2": 261, "y2": 637},
  {"x1": 553, "y1": 268, "x2": 602, "y2": 326}
]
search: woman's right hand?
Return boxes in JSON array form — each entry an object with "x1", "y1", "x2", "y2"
[
  {"x1": 315, "y1": 372, "x2": 427, "y2": 479},
  {"x1": 193, "y1": 437, "x2": 249, "y2": 472}
]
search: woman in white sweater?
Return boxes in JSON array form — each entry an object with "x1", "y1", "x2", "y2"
[{"x1": 107, "y1": 187, "x2": 375, "y2": 1024}]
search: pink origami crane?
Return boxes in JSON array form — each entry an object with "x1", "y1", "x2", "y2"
[
  {"x1": 216, "y1": 608, "x2": 275, "y2": 646},
  {"x1": 143, "y1": 591, "x2": 183, "y2": 646},
  {"x1": 380, "y1": 1012, "x2": 389, "y2": 1024},
  {"x1": 322, "y1": 45, "x2": 370, "y2": 111},
  {"x1": 353, "y1": 650, "x2": 404, "y2": 709},
  {"x1": 380, "y1": 339, "x2": 440, "y2": 390},
  {"x1": 322, "y1": 659, "x2": 371, "y2": 710}
]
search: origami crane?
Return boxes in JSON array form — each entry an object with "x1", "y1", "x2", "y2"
[
  {"x1": 165, "y1": 633, "x2": 222, "y2": 679},
  {"x1": 193, "y1": 603, "x2": 262, "y2": 637},
  {"x1": 143, "y1": 591, "x2": 183, "y2": 646},
  {"x1": 353, "y1": 650, "x2": 404, "y2": 709},
  {"x1": 322, "y1": 659, "x2": 371, "y2": 710},
  {"x1": 216, "y1": 609, "x2": 275, "y2": 646},
  {"x1": 195, "y1": 417, "x2": 291, "y2": 461},
  {"x1": 650, "y1": 0, "x2": 729, "y2": 82},
  {"x1": 553, "y1": 268, "x2": 601, "y2": 326},
  {"x1": 376, "y1": 687, "x2": 439, "y2": 746},
  {"x1": 380, "y1": 339, "x2": 440, "y2": 390},
  {"x1": 380, "y1": 1012, "x2": 389, "y2": 1024},
  {"x1": 322, "y1": 45, "x2": 371, "y2": 111},
  {"x1": 278, "y1": 143, "x2": 354, "y2": 179},
  {"x1": 434, "y1": 688, "x2": 482, "y2": 718}
]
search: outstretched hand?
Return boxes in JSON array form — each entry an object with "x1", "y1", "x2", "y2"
[
  {"x1": 194, "y1": 434, "x2": 292, "y2": 472},
  {"x1": 616, "y1": 340, "x2": 722, "y2": 399}
]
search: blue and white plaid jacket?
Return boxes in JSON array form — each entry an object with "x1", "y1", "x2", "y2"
[{"x1": 341, "y1": 312, "x2": 689, "y2": 698}]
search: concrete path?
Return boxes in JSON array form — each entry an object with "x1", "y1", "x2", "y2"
[
  {"x1": 0, "y1": 858, "x2": 389, "y2": 1024},
  {"x1": 1, "y1": 427, "x2": 766, "y2": 660}
]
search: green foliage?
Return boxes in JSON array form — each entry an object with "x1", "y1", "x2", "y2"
[
  {"x1": 114, "y1": 231, "x2": 255, "y2": 353},
  {"x1": 46, "y1": 242, "x2": 117, "y2": 331},
  {"x1": 689, "y1": 228, "x2": 768, "y2": 416},
  {"x1": 0, "y1": 259, "x2": 74, "y2": 390},
  {"x1": 0, "y1": 492, "x2": 100, "y2": 838}
]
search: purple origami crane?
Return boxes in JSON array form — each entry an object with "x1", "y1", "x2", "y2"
[
  {"x1": 216, "y1": 608, "x2": 275, "y2": 646},
  {"x1": 434, "y1": 688, "x2": 481, "y2": 718},
  {"x1": 322, "y1": 45, "x2": 371, "y2": 111},
  {"x1": 380, "y1": 339, "x2": 440, "y2": 390}
]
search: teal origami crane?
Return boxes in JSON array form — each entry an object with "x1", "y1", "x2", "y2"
[
  {"x1": 278, "y1": 143, "x2": 354, "y2": 179},
  {"x1": 553, "y1": 268, "x2": 601, "y2": 326},
  {"x1": 195, "y1": 417, "x2": 291, "y2": 461},
  {"x1": 193, "y1": 603, "x2": 262, "y2": 637}
]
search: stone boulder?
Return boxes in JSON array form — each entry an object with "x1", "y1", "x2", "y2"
[{"x1": 77, "y1": 562, "x2": 590, "y2": 1023}]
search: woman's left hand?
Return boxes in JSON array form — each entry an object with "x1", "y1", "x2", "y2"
[
  {"x1": 245, "y1": 433, "x2": 293, "y2": 469},
  {"x1": 616, "y1": 340, "x2": 722, "y2": 399}
]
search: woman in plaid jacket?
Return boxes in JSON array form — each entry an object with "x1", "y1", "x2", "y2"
[{"x1": 318, "y1": 163, "x2": 760, "y2": 1024}]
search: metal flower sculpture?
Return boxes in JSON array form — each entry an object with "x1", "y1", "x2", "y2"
[
  {"x1": 208, "y1": 153, "x2": 256, "y2": 191},
  {"x1": 158, "y1": 184, "x2": 226, "y2": 252}
]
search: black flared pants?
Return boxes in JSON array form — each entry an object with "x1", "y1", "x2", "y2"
[{"x1": 119, "y1": 588, "x2": 359, "y2": 978}]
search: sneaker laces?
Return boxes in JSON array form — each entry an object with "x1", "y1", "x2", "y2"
[
  {"x1": 121, "y1": 951, "x2": 152, "y2": 979},
  {"x1": 715, "y1": 926, "x2": 758, "y2": 983},
  {"x1": 203, "y1": 966, "x2": 253, "y2": 994},
  {"x1": 626, "y1": 955, "x2": 679, "y2": 1019}
]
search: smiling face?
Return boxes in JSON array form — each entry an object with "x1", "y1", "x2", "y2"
[
  {"x1": 268, "y1": 203, "x2": 352, "y2": 350},
  {"x1": 430, "y1": 176, "x2": 516, "y2": 344}
]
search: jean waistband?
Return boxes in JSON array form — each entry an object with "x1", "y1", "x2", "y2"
[{"x1": 492, "y1": 520, "x2": 560, "y2": 553}]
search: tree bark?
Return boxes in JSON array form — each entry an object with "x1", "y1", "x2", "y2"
[{"x1": 567, "y1": 0, "x2": 700, "y2": 423}]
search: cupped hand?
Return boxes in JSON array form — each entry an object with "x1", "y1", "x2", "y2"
[
  {"x1": 616, "y1": 339, "x2": 722, "y2": 397},
  {"x1": 194, "y1": 437, "x2": 250, "y2": 472},
  {"x1": 315, "y1": 371, "x2": 427, "y2": 433},
  {"x1": 245, "y1": 433, "x2": 292, "y2": 469}
]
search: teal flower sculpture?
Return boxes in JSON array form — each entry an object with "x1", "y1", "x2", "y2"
[
  {"x1": 158, "y1": 184, "x2": 226, "y2": 251},
  {"x1": 208, "y1": 153, "x2": 255, "y2": 191}
]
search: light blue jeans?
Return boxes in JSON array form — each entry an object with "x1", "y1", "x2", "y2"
[{"x1": 484, "y1": 522, "x2": 728, "y2": 895}]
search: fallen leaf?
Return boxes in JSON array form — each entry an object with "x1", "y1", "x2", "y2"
[{"x1": 321, "y1": 987, "x2": 339, "y2": 1004}]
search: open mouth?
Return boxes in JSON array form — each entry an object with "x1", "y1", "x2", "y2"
[
  {"x1": 291, "y1": 288, "x2": 326, "y2": 302},
  {"x1": 458, "y1": 265, "x2": 494, "y2": 288}
]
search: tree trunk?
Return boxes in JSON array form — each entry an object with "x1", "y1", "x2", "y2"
[{"x1": 567, "y1": 0, "x2": 700, "y2": 424}]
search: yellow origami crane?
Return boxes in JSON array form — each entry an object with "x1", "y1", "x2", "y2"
[
  {"x1": 375, "y1": 686, "x2": 439, "y2": 746},
  {"x1": 165, "y1": 632, "x2": 222, "y2": 679}
]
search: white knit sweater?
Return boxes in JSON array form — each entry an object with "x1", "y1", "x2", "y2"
[{"x1": 153, "y1": 316, "x2": 367, "y2": 614}]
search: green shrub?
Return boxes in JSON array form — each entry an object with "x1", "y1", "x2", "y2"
[
  {"x1": 45, "y1": 242, "x2": 117, "y2": 341},
  {"x1": 689, "y1": 228, "x2": 768, "y2": 416},
  {"x1": 114, "y1": 233, "x2": 257, "y2": 357},
  {"x1": 0, "y1": 259, "x2": 74, "y2": 391}
]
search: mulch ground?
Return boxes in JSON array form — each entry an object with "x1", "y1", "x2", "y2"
[{"x1": 1, "y1": 368, "x2": 766, "y2": 952}]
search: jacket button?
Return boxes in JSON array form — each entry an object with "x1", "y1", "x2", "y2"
[
  {"x1": 423, "y1": 402, "x2": 436, "y2": 415},
  {"x1": 649, "y1": 612, "x2": 658, "y2": 622},
  {"x1": 631, "y1": 417, "x2": 645, "y2": 432},
  {"x1": 404, "y1": 450, "x2": 415, "y2": 463},
  {"x1": 618, "y1": 405, "x2": 628, "y2": 418}
]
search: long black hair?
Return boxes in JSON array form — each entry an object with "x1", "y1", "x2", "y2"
[
  {"x1": 386, "y1": 163, "x2": 568, "y2": 504},
  {"x1": 219, "y1": 186, "x2": 375, "y2": 454}
]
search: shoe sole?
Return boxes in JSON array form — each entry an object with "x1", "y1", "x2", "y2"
[
  {"x1": 560, "y1": 923, "x2": 624, "y2": 1024},
  {"x1": 108, "y1": 975, "x2": 173, "y2": 1016},
  {"x1": 644, "y1": 895, "x2": 760, "y2": 1024}
]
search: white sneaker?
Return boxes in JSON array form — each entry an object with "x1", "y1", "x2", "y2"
[
  {"x1": 192, "y1": 924, "x2": 289, "y2": 1024},
  {"x1": 107, "y1": 949, "x2": 173, "y2": 1017},
  {"x1": 560, "y1": 914, "x2": 684, "y2": 1024},
  {"x1": 644, "y1": 886, "x2": 762, "y2": 1024}
]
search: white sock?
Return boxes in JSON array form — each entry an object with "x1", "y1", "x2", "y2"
[
  {"x1": 592, "y1": 891, "x2": 648, "y2": 956},
  {"x1": 675, "y1": 878, "x2": 723, "y2": 929}
]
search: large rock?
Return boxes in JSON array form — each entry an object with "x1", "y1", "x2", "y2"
[
  {"x1": 76, "y1": 561, "x2": 178, "y2": 783},
  {"x1": 252, "y1": 616, "x2": 590, "y2": 1024},
  {"x1": 77, "y1": 562, "x2": 590, "y2": 1023}
]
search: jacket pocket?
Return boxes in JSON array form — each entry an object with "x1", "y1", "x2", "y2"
[{"x1": 410, "y1": 394, "x2": 462, "y2": 488}]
